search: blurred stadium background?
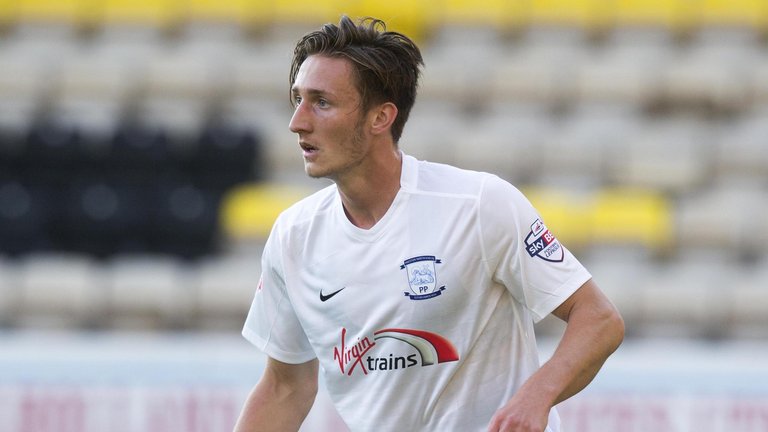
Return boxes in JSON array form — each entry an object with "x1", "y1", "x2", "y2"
[{"x1": 1, "y1": 0, "x2": 768, "y2": 431}]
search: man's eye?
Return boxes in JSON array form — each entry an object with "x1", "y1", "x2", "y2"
[
  {"x1": 293, "y1": 96, "x2": 302, "y2": 105},
  {"x1": 317, "y1": 99, "x2": 329, "y2": 108}
]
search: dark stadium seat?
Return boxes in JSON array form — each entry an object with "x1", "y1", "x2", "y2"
[
  {"x1": 147, "y1": 179, "x2": 222, "y2": 259},
  {"x1": 23, "y1": 120, "x2": 86, "y2": 186},
  {"x1": 187, "y1": 123, "x2": 263, "y2": 190},
  {"x1": 0, "y1": 181, "x2": 53, "y2": 255},
  {"x1": 107, "y1": 123, "x2": 177, "y2": 183},
  {"x1": 61, "y1": 179, "x2": 151, "y2": 257}
]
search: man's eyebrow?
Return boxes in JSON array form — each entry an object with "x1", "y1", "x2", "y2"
[{"x1": 291, "y1": 87, "x2": 332, "y2": 98}]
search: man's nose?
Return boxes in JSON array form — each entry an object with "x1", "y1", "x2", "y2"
[{"x1": 289, "y1": 102, "x2": 310, "y2": 134}]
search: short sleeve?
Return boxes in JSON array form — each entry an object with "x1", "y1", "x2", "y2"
[
  {"x1": 478, "y1": 175, "x2": 591, "y2": 322},
  {"x1": 242, "y1": 222, "x2": 316, "y2": 363}
]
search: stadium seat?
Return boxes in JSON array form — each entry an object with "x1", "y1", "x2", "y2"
[
  {"x1": 189, "y1": 123, "x2": 263, "y2": 190},
  {"x1": 220, "y1": 182, "x2": 311, "y2": 241},
  {"x1": 148, "y1": 180, "x2": 221, "y2": 259},
  {"x1": 526, "y1": 0, "x2": 608, "y2": 33},
  {"x1": 660, "y1": 33, "x2": 757, "y2": 112},
  {"x1": 714, "y1": 106, "x2": 768, "y2": 179},
  {"x1": 24, "y1": 119, "x2": 88, "y2": 186},
  {"x1": 609, "y1": 0, "x2": 692, "y2": 34},
  {"x1": 589, "y1": 188, "x2": 673, "y2": 253},
  {"x1": 270, "y1": 0, "x2": 342, "y2": 27},
  {"x1": 105, "y1": 254, "x2": 190, "y2": 328},
  {"x1": 49, "y1": 54, "x2": 133, "y2": 141},
  {"x1": 435, "y1": 0, "x2": 525, "y2": 31},
  {"x1": 14, "y1": 0, "x2": 93, "y2": 28},
  {"x1": 0, "y1": 257, "x2": 21, "y2": 326},
  {"x1": 107, "y1": 124, "x2": 174, "y2": 183},
  {"x1": 606, "y1": 116, "x2": 712, "y2": 193},
  {"x1": 637, "y1": 251, "x2": 732, "y2": 338},
  {"x1": 675, "y1": 182, "x2": 768, "y2": 259},
  {"x1": 62, "y1": 179, "x2": 151, "y2": 257},
  {"x1": 579, "y1": 246, "x2": 657, "y2": 333},
  {"x1": 490, "y1": 33, "x2": 590, "y2": 108},
  {"x1": 691, "y1": 0, "x2": 768, "y2": 32},
  {"x1": 728, "y1": 258, "x2": 768, "y2": 337},
  {"x1": 192, "y1": 253, "x2": 262, "y2": 329},
  {"x1": 400, "y1": 99, "x2": 468, "y2": 166},
  {"x1": 134, "y1": 54, "x2": 218, "y2": 139},
  {"x1": 522, "y1": 187, "x2": 592, "y2": 249},
  {"x1": 17, "y1": 252, "x2": 105, "y2": 328},
  {"x1": 0, "y1": 57, "x2": 52, "y2": 139},
  {"x1": 227, "y1": 42, "x2": 293, "y2": 107},
  {"x1": 453, "y1": 103, "x2": 553, "y2": 183},
  {"x1": 543, "y1": 104, "x2": 642, "y2": 182},
  {"x1": 420, "y1": 25, "x2": 506, "y2": 107},
  {"x1": 346, "y1": 0, "x2": 432, "y2": 42},
  {"x1": 748, "y1": 52, "x2": 768, "y2": 104},
  {"x1": 96, "y1": 0, "x2": 180, "y2": 29},
  {"x1": 220, "y1": 94, "x2": 297, "y2": 177},
  {"x1": 181, "y1": 0, "x2": 270, "y2": 29},
  {"x1": 574, "y1": 41, "x2": 668, "y2": 107},
  {"x1": 0, "y1": 181, "x2": 53, "y2": 255}
]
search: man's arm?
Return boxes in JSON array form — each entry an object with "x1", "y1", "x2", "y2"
[
  {"x1": 488, "y1": 279, "x2": 625, "y2": 432},
  {"x1": 234, "y1": 357, "x2": 319, "y2": 432}
]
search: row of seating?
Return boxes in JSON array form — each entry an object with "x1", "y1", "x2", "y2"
[
  {"x1": 2, "y1": 0, "x2": 768, "y2": 36},
  {"x1": 3, "y1": 22, "x2": 768, "y2": 111},
  {"x1": 0, "y1": 251, "x2": 261, "y2": 330},
  {"x1": 2, "y1": 248, "x2": 766, "y2": 338},
  {"x1": 0, "y1": 122, "x2": 263, "y2": 258}
]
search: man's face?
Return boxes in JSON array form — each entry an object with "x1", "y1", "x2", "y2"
[{"x1": 289, "y1": 55, "x2": 370, "y2": 180}]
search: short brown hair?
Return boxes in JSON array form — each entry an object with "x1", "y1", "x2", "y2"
[{"x1": 289, "y1": 15, "x2": 424, "y2": 143}]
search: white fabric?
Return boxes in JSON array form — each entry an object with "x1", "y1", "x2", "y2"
[{"x1": 243, "y1": 153, "x2": 591, "y2": 432}]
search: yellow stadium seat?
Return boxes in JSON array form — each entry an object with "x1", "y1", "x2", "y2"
[
  {"x1": 220, "y1": 183, "x2": 311, "y2": 240},
  {"x1": 437, "y1": 0, "x2": 526, "y2": 30},
  {"x1": 15, "y1": 0, "x2": 93, "y2": 25},
  {"x1": 347, "y1": 0, "x2": 433, "y2": 42},
  {"x1": 693, "y1": 0, "x2": 768, "y2": 30},
  {"x1": 270, "y1": 0, "x2": 347, "y2": 26},
  {"x1": 182, "y1": 0, "x2": 271, "y2": 27},
  {"x1": 0, "y1": 0, "x2": 16, "y2": 25},
  {"x1": 527, "y1": 0, "x2": 609, "y2": 30},
  {"x1": 523, "y1": 187, "x2": 592, "y2": 249},
  {"x1": 97, "y1": 0, "x2": 180, "y2": 28},
  {"x1": 611, "y1": 0, "x2": 691, "y2": 31},
  {"x1": 590, "y1": 188, "x2": 672, "y2": 252}
]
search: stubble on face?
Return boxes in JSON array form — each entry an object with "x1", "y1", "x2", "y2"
[{"x1": 305, "y1": 111, "x2": 368, "y2": 181}]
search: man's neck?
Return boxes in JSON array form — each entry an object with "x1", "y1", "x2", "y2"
[{"x1": 337, "y1": 149, "x2": 402, "y2": 230}]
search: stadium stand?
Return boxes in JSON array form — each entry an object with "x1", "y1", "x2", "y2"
[{"x1": 0, "y1": 0, "x2": 767, "y2": 339}]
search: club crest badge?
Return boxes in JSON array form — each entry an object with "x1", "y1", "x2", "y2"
[
  {"x1": 400, "y1": 255, "x2": 446, "y2": 300},
  {"x1": 525, "y1": 218, "x2": 564, "y2": 263}
]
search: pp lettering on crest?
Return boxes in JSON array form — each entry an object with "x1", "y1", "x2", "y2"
[{"x1": 400, "y1": 255, "x2": 446, "y2": 300}]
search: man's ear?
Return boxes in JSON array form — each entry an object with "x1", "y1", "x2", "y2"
[{"x1": 369, "y1": 102, "x2": 398, "y2": 136}]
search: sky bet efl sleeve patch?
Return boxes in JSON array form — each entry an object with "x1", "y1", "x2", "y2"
[{"x1": 524, "y1": 218, "x2": 564, "y2": 263}]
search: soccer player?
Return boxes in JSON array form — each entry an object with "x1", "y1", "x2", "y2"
[{"x1": 235, "y1": 15, "x2": 624, "y2": 432}]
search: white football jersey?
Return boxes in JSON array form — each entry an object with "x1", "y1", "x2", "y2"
[{"x1": 243, "y1": 153, "x2": 591, "y2": 432}]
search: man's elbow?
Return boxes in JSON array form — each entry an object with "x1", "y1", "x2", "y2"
[{"x1": 602, "y1": 304, "x2": 625, "y2": 354}]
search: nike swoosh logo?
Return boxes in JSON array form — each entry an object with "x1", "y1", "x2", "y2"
[{"x1": 320, "y1": 287, "x2": 346, "y2": 302}]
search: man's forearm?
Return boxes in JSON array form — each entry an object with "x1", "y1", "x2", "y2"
[
  {"x1": 527, "y1": 296, "x2": 624, "y2": 408},
  {"x1": 234, "y1": 358, "x2": 319, "y2": 432},
  {"x1": 234, "y1": 382, "x2": 316, "y2": 432}
]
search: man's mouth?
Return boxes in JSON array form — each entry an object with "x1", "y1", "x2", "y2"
[{"x1": 300, "y1": 142, "x2": 318, "y2": 156}]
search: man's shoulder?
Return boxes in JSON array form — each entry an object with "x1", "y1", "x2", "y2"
[
  {"x1": 274, "y1": 183, "x2": 337, "y2": 228},
  {"x1": 412, "y1": 157, "x2": 501, "y2": 197}
]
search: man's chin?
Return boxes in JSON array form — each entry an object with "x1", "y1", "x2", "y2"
[{"x1": 304, "y1": 164, "x2": 326, "y2": 179}]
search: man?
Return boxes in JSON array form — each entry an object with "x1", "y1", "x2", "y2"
[{"x1": 235, "y1": 15, "x2": 624, "y2": 432}]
